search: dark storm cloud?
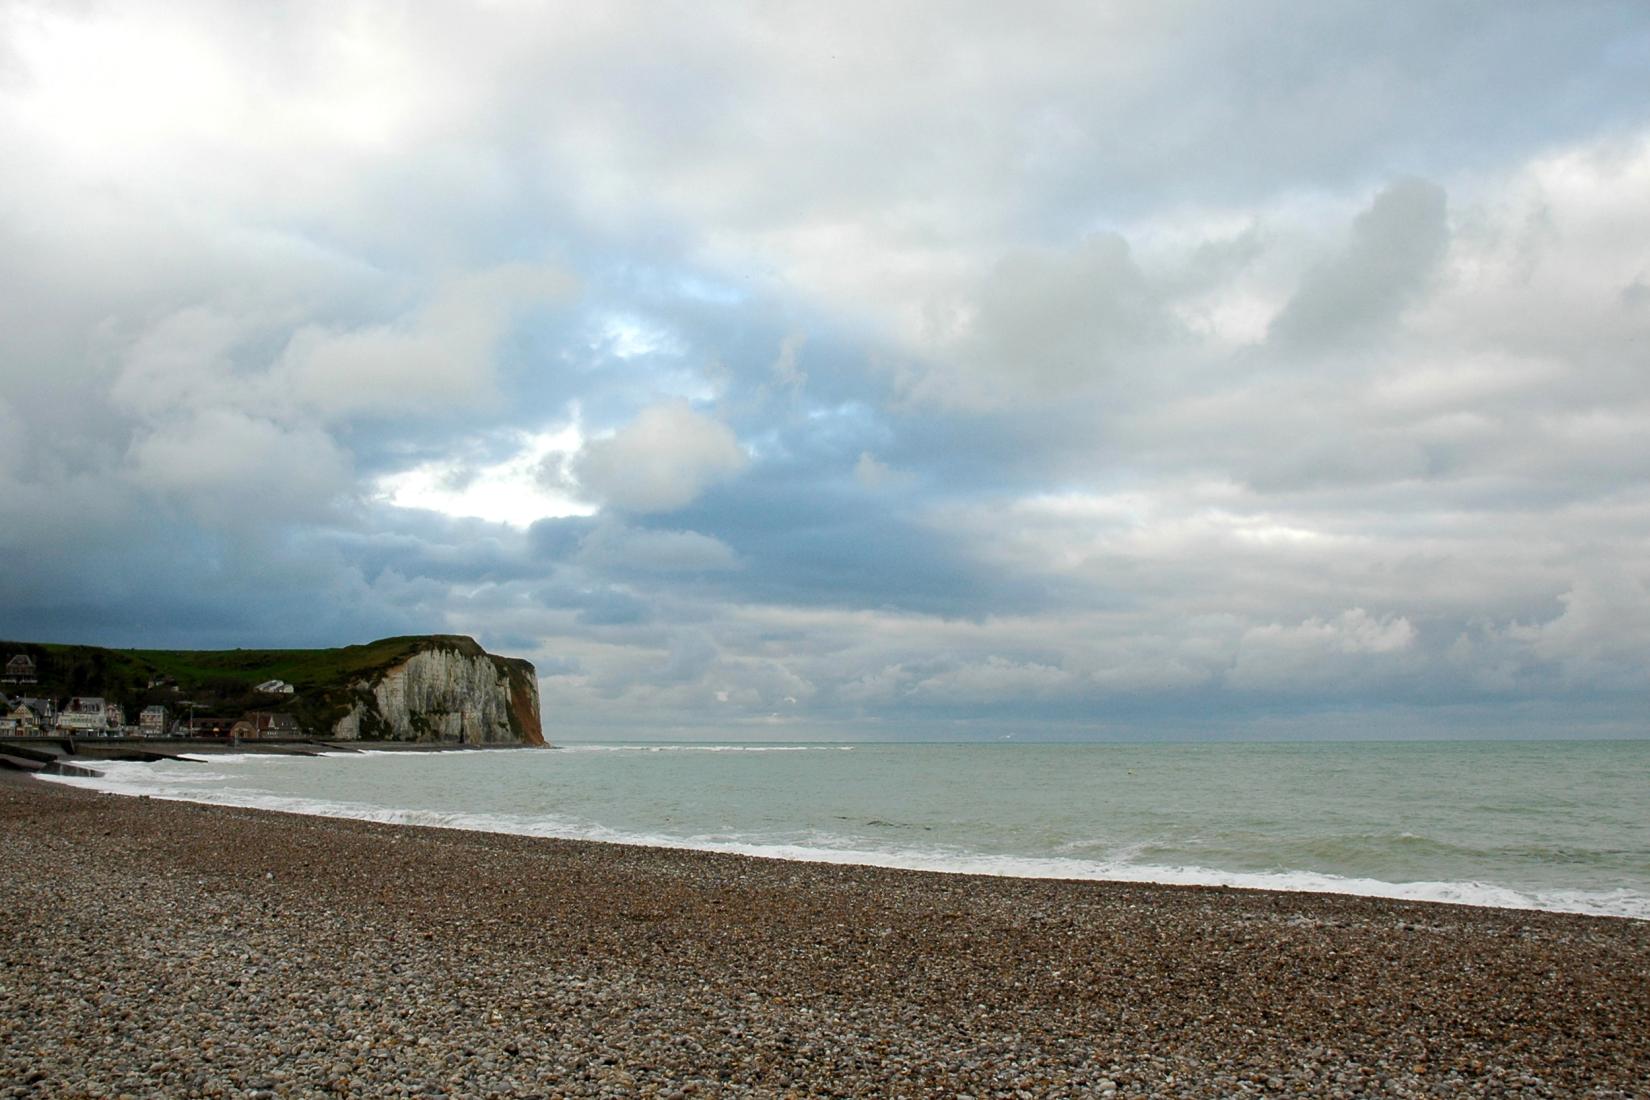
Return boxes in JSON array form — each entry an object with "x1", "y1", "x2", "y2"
[{"x1": 670, "y1": 472, "x2": 1054, "y2": 618}]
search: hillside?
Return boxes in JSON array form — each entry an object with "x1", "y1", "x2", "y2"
[{"x1": 0, "y1": 636, "x2": 543, "y2": 745}]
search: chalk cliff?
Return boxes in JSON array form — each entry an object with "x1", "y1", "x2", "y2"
[
  {"x1": 0, "y1": 634, "x2": 545, "y2": 746},
  {"x1": 329, "y1": 637, "x2": 543, "y2": 746}
]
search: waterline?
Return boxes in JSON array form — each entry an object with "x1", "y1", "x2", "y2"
[{"x1": 43, "y1": 739, "x2": 1650, "y2": 920}]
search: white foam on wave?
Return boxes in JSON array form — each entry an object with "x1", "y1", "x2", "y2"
[
  {"x1": 600, "y1": 838, "x2": 1650, "y2": 920},
  {"x1": 38, "y1": 762, "x2": 1649, "y2": 921},
  {"x1": 175, "y1": 752, "x2": 286, "y2": 764},
  {"x1": 41, "y1": 760, "x2": 225, "y2": 796}
]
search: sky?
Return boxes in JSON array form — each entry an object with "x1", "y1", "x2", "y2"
[{"x1": 2, "y1": 1, "x2": 1648, "y2": 741}]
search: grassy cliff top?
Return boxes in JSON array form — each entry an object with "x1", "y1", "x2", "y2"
[{"x1": 102, "y1": 634, "x2": 494, "y2": 687}]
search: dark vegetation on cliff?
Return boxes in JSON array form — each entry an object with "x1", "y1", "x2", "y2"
[{"x1": 0, "y1": 635, "x2": 536, "y2": 740}]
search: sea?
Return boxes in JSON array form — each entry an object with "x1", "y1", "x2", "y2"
[{"x1": 44, "y1": 739, "x2": 1650, "y2": 920}]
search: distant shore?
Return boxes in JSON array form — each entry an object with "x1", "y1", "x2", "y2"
[{"x1": 2, "y1": 774, "x2": 1646, "y2": 1098}]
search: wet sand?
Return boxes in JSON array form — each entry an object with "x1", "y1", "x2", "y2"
[{"x1": 2, "y1": 775, "x2": 1646, "y2": 1098}]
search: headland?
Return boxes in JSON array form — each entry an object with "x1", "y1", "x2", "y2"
[{"x1": 0, "y1": 635, "x2": 542, "y2": 747}]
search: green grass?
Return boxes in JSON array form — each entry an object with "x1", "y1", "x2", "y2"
[{"x1": 128, "y1": 635, "x2": 485, "y2": 691}]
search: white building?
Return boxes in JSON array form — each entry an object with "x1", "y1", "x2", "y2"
[
  {"x1": 56, "y1": 697, "x2": 110, "y2": 733},
  {"x1": 255, "y1": 679, "x2": 296, "y2": 695}
]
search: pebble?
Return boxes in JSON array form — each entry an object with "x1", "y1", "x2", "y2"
[{"x1": 1, "y1": 775, "x2": 1646, "y2": 1098}]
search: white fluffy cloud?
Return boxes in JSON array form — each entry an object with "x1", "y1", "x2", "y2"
[
  {"x1": 574, "y1": 402, "x2": 748, "y2": 513},
  {"x1": 1229, "y1": 610, "x2": 1417, "y2": 691}
]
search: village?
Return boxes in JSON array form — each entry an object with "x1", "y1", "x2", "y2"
[{"x1": 0, "y1": 652, "x2": 304, "y2": 740}]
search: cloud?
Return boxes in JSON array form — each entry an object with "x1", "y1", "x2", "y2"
[
  {"x1": 853, "y1": 451, "x2": 911, "y2": 490},
  {"x1": 664, "y1": 630, "x2": 730, "y2": 685},
  {"x1": 1228, "y1": 609, "x2": 1417, "y2": 692},
  {"x1": 125, "y1": 408, "x2": 353, "y2": 522},
  {"x1": 1268, "y1": 178, "x2": 1449, "y2": 351},
  {"x1": 770, "y1": 331, "x2": 807, "y2": 390},
  {"x1": 907, "y1": 657, "x2": 1076, "y2": 704},
  {"x1": 3, "y1": 3, "x2": 1650, "y2": 739},
  {"x1": 1251, "y1": 608, "x2": 1417, "y2": 656},
  {"x1": 574, "y1": 401, "x2": 748, "y2": 513},
  {"x1": 837, "y1": 664, "x2": 912, "y2": 706},
  {"x1": 574, "y1": 521, "x2": 740, "y2": 575},
  {"x1": 273, "y1": 264, "x2": 575, "y2": 420},
  {"x1": 951, "y1": 233, "x2": 1174, "y2": 400},
  {"x1": 1508, "y1": 568, "x2": 1650, "y2": 689}
]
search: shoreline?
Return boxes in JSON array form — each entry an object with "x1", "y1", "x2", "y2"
[
  {"x1": 30, "y1": 752, "x2": 1648, "y2": 923},
  {"x1": 3, "y1": 773, "x2": 1647, "y2": 1097}
]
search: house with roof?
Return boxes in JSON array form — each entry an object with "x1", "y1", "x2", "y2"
[
  {"x1": 1, "y1": 697, "x2": 55, "y2": 734},
  {"x1": 254, "y1": 679, "x2": 296, "y2": 695},
  {"x1": 1, "y1": 700, "x2": 51, "y2": 734},
  {"x1": 231, "y1": 711, "x2": 302, "y2": 739},
  {"x1": 187, "y1": 716, "x2": 237, "y2": 739},
  {"x1": 3, "y1": 655, "x2": 37, "y2": 683},
  {"x1": 56, "y1": 697, "x2": 110, "y2": 734},
  {"x1": 139, "y1": 705, "x2": 169, "y2": 737}
]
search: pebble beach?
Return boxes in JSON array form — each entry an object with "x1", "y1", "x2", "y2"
[{"x1": 2, "y1": 774, "x2": 1647, "y2": 1099}]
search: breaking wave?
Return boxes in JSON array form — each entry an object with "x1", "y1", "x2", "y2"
[{"x1": 39, "y1": 756, "x2": 1649, "y2": 921}]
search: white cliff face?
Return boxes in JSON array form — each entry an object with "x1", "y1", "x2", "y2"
[{"x1": 331, "y1": 646, "x2": 542, "y2": 745}]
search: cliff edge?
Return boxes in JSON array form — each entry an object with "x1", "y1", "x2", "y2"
[{"x1": 329, "y1": 636, "x2": 543, "y2": 746}]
